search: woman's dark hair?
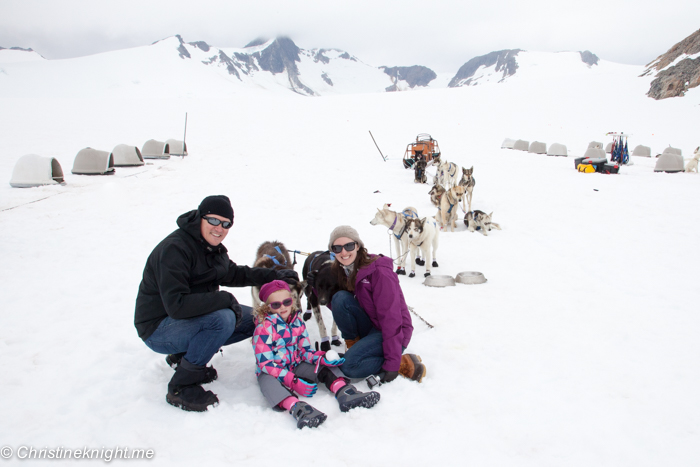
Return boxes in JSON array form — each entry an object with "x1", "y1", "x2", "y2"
[{"x1": 331, "y1": 246, "x2": 380, "y2": 292}]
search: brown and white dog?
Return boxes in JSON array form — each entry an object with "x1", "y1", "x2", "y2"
[
  {"x1": 436, "y1": 186, "x2": 466, "y2": 232},
  {"x1": 251, "y1": 241, "x2": 304, "y2": 310},
  {"x1": 405, "y1": 217, "x2": 440, "y2": 277},
  {"x1": 459, "y1": 166, "x2": 475, "y2": 214},
  {"x1": 464, "y1": 210, "x2": 502, "y2": 236},
  {"x1": 370, "y1": 204, "x2": 420, "y2": 275},
  {"x1": 428, "y1": 184, "x2": 446, "y2": 208}
]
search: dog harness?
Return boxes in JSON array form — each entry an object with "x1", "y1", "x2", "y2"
[
  {"x1": 445, "y1": 192, "x2": 457, "y2": 214},
  {"x1": 263, "y1": 246, "x2": 287, "y2": 266},
  {"x1": 308, "y1": 250, "x2": 336, "y2": 273},
  {"x1": 466, "y1": 211, "x2": 482, "y2": 230}
]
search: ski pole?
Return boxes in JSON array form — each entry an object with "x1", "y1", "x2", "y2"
[{"x1": 369, "y1": 131, "x2": 387, "y2": 162}]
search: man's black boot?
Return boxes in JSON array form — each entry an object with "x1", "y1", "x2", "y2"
[{"x1": 166, "y1": 358, "x2": 219, "y2": 412}]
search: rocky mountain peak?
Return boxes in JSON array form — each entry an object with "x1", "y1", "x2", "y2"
[
  {"x1": 0, "y1": 46, "x2": 35, "y2": 52},
  {"x1": 448, "y1": 49, "x2": 521, "y2": 87},
  {"x1": 579, "y1": 50, "x2": 599, "y2": 66},
  {"x1": 642, "y1": 28, "x2": 700, "y2": 99},
  {"x1": 381, "y1": 66, "x2": 437, "y2": 91}
]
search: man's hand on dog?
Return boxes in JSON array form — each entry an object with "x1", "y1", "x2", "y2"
[
  {"x1": 276, "y1": 269, "x2": 299, "y2": 285},
  {"x1": 306, "y1": 270, "x2": 316, "y2": 288}
]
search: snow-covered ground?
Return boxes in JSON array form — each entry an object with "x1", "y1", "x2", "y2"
[{"x1": 1, "y1": 47, "x2": 699, "y2": 467}]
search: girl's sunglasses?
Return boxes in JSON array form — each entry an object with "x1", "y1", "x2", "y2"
[
  {"x1": 331, "y1": 242, "x2": 357, "y2": 254},
  {"x1": 203, "y1": 216, "x2": 232, "y2": 229},
  {"x1": 269, "y1": 298, "x2": 293, "y2": 310}
]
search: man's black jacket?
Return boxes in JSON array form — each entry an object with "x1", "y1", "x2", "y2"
[{"x1": 134, "y1": 209, "x2": 276, "y2": 340}]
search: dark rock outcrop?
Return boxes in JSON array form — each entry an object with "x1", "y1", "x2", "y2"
[
  {"x1": 175, "y1": 35, "x2": 190, "y2": 59},
  {"x1": 579, "y1": 50, "x2": 599, "y2": 66},
  {"x1": 321, "y1": 72, "x2": 333, "y2": 86},
  {"x1": 448, "y1": 49, "x2": 521, "y2": 87},
  {"x1": 189, "y1": 41, "x2": 210, "y2": 52},
  {"x1": 254, "y1": 37, "x2": 300, "y2": 74},
  {"x1": 314, "y1": 49, "x2": 331, "y2": 64},
  {"x1": 247, "y1": 37, "x2": 315, "y2": 96},
  {"x1": 381, "y1": 66, "x2": 437, "y2": 90},
  {"x1": 0, "y1": 46, "x2": 35, "y2": 52},
  {"x1": 642, "y1": 28, "x2": 700, "y2": 99},
  {"x1": 202, "y1": 50, "x2": 241, "y2": 79}
]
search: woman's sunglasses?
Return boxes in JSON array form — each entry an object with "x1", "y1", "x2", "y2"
[
  {"x1": 269, "y1": 298, "x2": 293, "y2": 310},
  {"x1": 331, "y1": 242, "x2": 357, "y2": 254},
  {"x1": 203, "y1": 216, "x2": 232, "y2": 229}
]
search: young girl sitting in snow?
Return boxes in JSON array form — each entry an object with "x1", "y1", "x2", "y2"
[{"x1": 252, "y1": 280, "x2": 380, "y2": 429}]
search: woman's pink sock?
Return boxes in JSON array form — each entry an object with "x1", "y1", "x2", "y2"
[
  {"x1": 279, "y1": 396, "x2": 299, "y2": 411},
  {"x1": 330, "y1": 378, "x2": 347, "y2": 394}
]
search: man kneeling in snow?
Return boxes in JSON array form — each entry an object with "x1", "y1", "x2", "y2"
[{"x1": 134, "y1": 195, "x2": 297, "y2": 412}]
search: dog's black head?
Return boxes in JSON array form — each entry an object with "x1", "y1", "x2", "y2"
[{"x1": 312, "y1": 263, "x2": 339, "y2": 306}]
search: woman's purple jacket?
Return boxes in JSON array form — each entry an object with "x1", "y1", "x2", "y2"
[{"x1": 353, "y1": 255, "x2": 413, "y2": 372}]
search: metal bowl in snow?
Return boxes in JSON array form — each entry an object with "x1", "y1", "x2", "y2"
[
  {"x1": 455, "y1": 271, "x2": 487, "y2": 285},
  {"x1": 423, "y1": 275, "x2": 456, "y2": 287}
]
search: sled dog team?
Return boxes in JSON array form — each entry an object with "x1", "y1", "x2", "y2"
[
  {"x1": 386, "y1": 158, "x2": 501, "y2": 277},
  {"x1": 135, "y1": 195, "x2": 426, "y2": 429}
]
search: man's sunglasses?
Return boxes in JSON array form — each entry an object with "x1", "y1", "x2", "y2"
[
  {"x1": 331, "y1": 242, "x2": 357, "y2": 254},
  {"x1": 269, "y1": 298, "x2": 293, "y2": 310},
  {"x1": 203, "y1": 216, "x2": 232, "y2": 229}
]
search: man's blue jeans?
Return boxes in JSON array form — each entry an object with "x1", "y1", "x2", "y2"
[
  {"x1": 331, "y1": 291, "x2": 385, "y2": 378},
  {"x1": 144, "y1": 306, "x2": 255, "y2": 367}
]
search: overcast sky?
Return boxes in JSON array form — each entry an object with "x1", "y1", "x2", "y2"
[{"x1": 1, "y1": 0, "x2": 698, "y2": 72}]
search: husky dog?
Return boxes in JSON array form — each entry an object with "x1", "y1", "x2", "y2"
[
  {"x1": 427, "y1": 153, "x2": 441, "y2": 168},
  {"x1": 437, "y1": 185, "x2": 466, "y2": 232},
  {"x1": 405, "y1": 217, "x2": 440, "y2": 277},
  {"x1": 414, "y1": 158, "x2": 428, "y2": 183},
  {"x1": 301, "y1": 251, "x2": 341, "y2": 351},
  {"x1": 464, "y1": 210, "x2": 502, "y2": 236},
  {"x1": 437, "y1": 161, "x2": 460, "y2": 189},
  {"x1": 458, "y1": 166, "x2": 475, "y2": 214},
  {"x1": 685, "y1": 147, "x2": 700, "y2": 173},
  {"x1": 370, "y1": 204, "x2": 420, "y2": 275},
  {"x1": 252, "y1": 241, "x2": 304, "y2": 310},
  {"x1": 428, "y1": 184, "x2": 446, "y2": 208}
]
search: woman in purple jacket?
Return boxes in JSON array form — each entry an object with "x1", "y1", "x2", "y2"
[{"x1": 327, "y1": 225, "x2": 427, "y2": 383}]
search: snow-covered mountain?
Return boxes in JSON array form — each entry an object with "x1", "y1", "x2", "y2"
[
  {"x1": 0, "y1": 35, "x2": 614, "y2": 98},
  {"x1": 447, "y1": 49, "x2": 601, "y2": 87},
  {"x1": 2, "y1": 33, "x2": 698, "y2": 100},
  {"x1": 0, "y1": 35, "x2": 449, "y2": 98},
  {"x1": 641, "y1": 28, "x2": 700, "y2": 99}
]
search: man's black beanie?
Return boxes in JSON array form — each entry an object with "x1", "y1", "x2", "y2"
[{"x1": 198, "y1": 195, "x2": 234, "y2": 220}]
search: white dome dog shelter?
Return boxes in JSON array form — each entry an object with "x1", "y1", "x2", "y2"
[
  {"x1": 141, "y1": 140, "x2": 170, "y2": 160},
  {"x1": 71, "y1": 148, "x2": 115, "y2": 175},
  {"x1": 10, "y1": 154, "x2": 65, "y2": 187},
  {"x1": 547, "y1": 143, "x2": 568, "y2": 157},
  {"x1": 165, "y1": 139, "x2": 188, "y2": 156},
  {"x1": 112, "y1": 144, "x2": 144, "y2": 167}
]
